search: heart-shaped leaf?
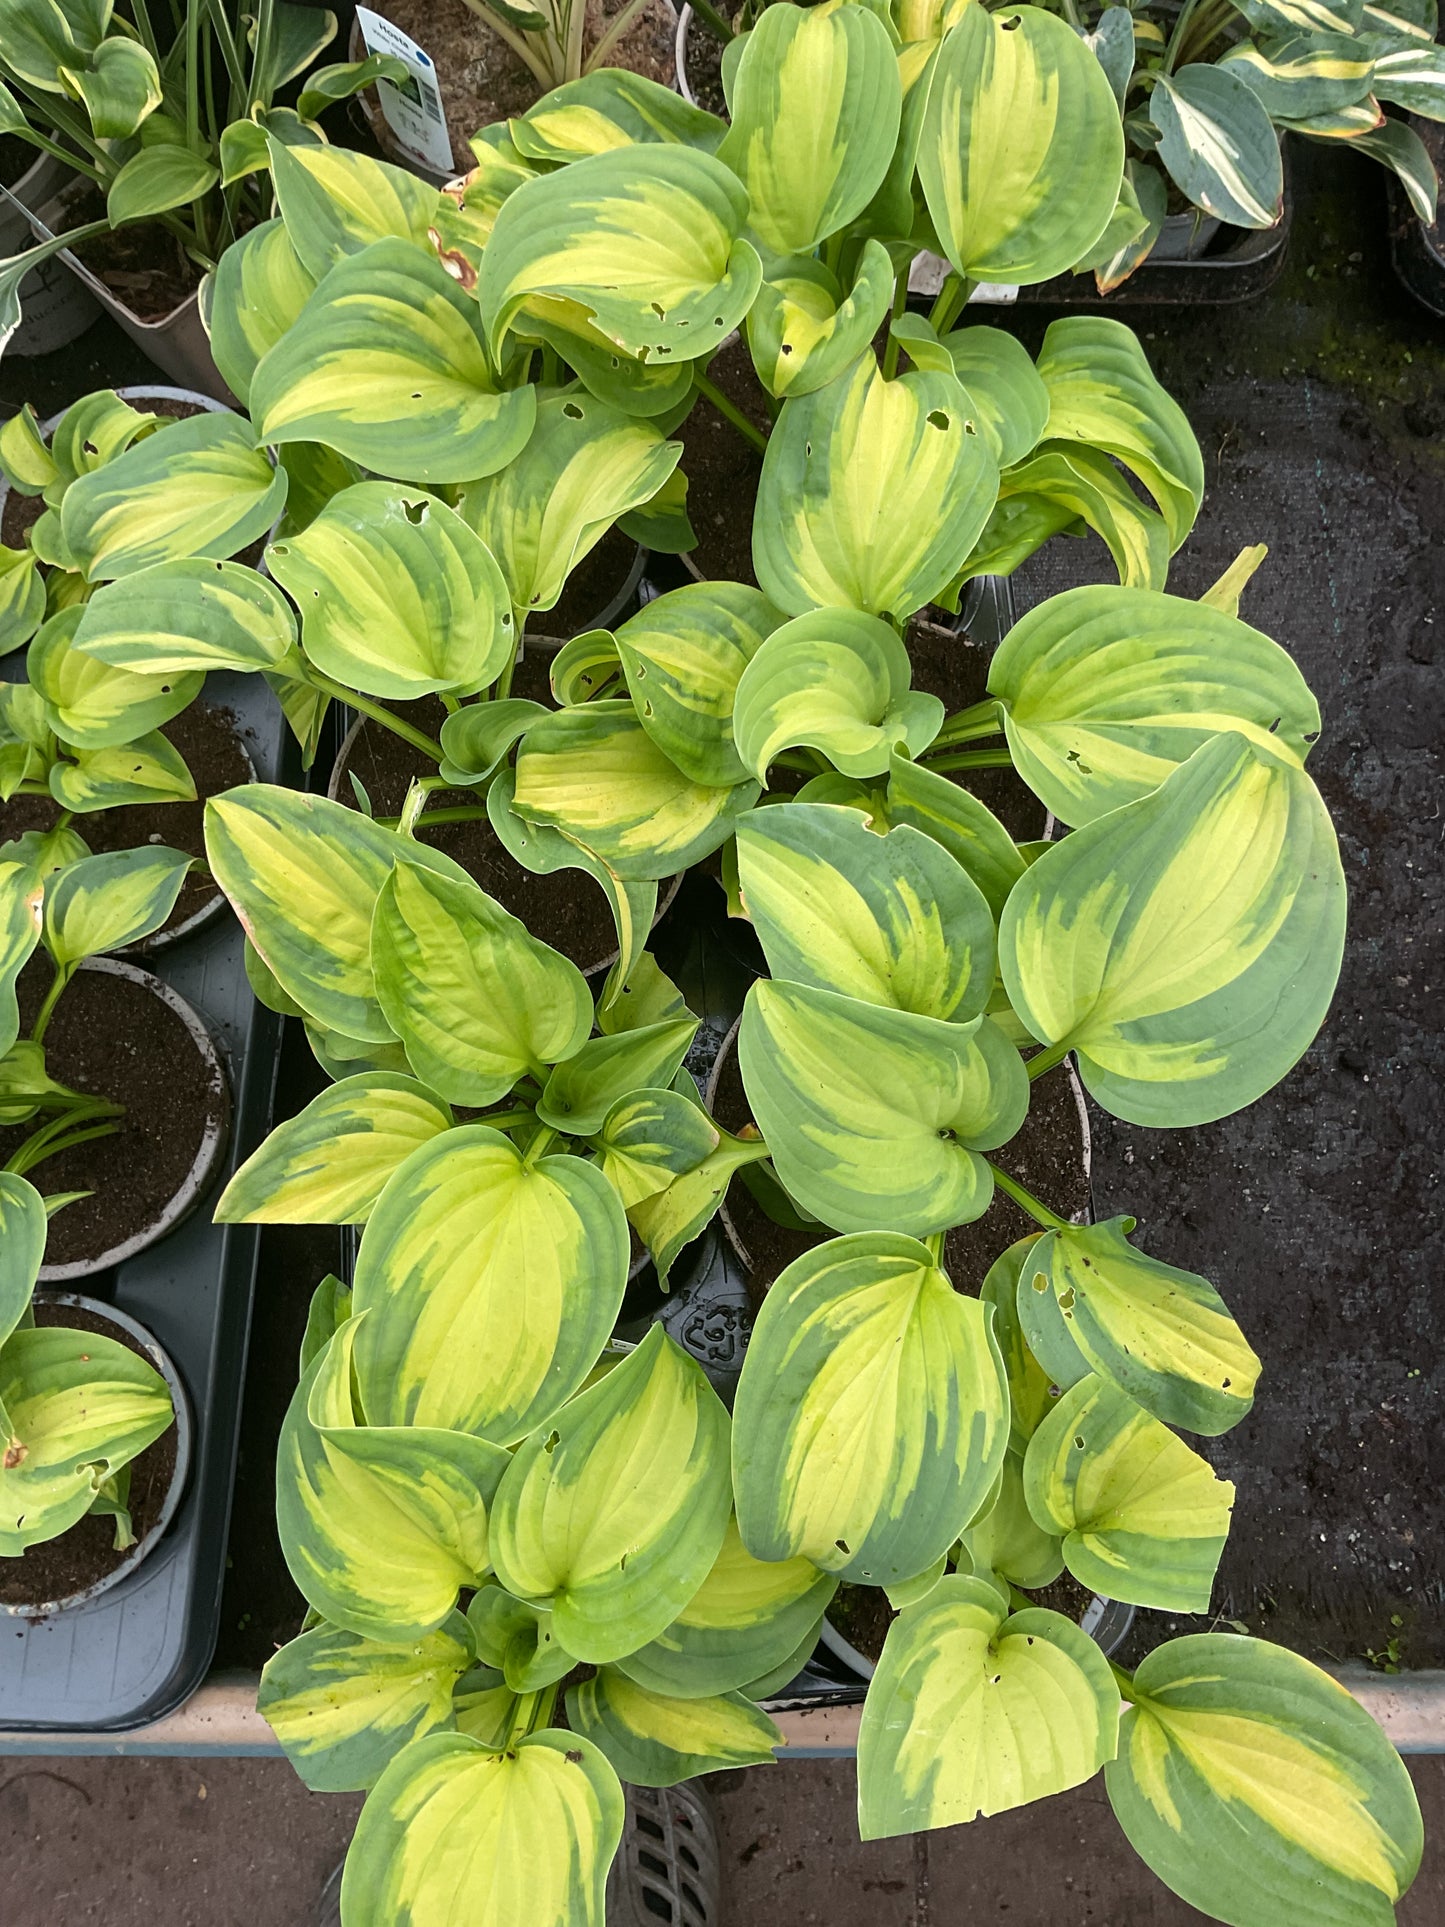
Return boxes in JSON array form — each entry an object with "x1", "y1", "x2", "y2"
[
  {"x1": 511, "y1": 68, "x2": 726, "y2": 164},
  {"x1": 205, "y1": 217, "x2": 317, "y2": 407},
  {"x1": 72, "y1": 558, "x2": 298, "y2": 675},
  {"x1": 568, "y1": 1670, "x2": 781, "y2": 1786},
  {"x1": 746, "y1": 241, "x2": 897, "y2": 402},
  {"x1": 29, "y1": 606, "x2": 203, "y2": 750},
  {"x1": 266, "y1": 137, "x2": 440, "y2": 282},
  {"x1": 1151, "y1": 66, "x2": 1284, "y2": 228},
  {"x1": 537, "y1": 1017, "x2": 696, "y2": 1136}
]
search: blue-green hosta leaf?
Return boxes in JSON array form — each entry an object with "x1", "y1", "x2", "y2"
[
  {"x1": 60, "y1": 412, "x2": 287, "y2": 583},
  {"x1": 1024, "y1": 1375, "x2": 1234, "y2": 1611},
  {"x1": 1220, "y1": 34, "x2": 1376, "y2": 118},
  {"x1": 258, "y1": 1614, "x2": 473, "y2": 1793},
  {"x1": 612, "y1": 581, "x2": 786, "y2": 786},
  {"x1": 616, "y1": 1515, "x2": 837, "y2": 1698},
  {"x1": 936, "y1": 325, "x2": 1052, "y2": 469},
  {"x1": 718, "y1": 1, "x2": 902, "y2": 252},
  {"x1": 42, "y1": 844, "x2": 190, "y2": 964},
  {"x1": 1277, "y1": 96, "x2": 1386, "y2": 135},
  {"x1": 373, "y1": 861, "x2": 592, "y2": 1108},
  {"x1": 734, "y1": 801, "x2": 995, "y2": 1022},
  {"x1": 1106, "y1": 1634, "x2": 1424, "y2": 1927},
  {"x1": 998, "y1": 445, "x2": 1171, "y2": 592},
  {"x1": 1083, "y1": 4, "x2": 1136, "y2": 107},
  {"x1": 1092, "y1": 159, "x2": 1170, "y2": 294},
  {"x1": 29, "y1": 605, "x2": 202, "y2": 750},
  {"x1": 0, "y1": 1325, "x2": 173, "y2": 1554},
  {"x1": 987, "y1": 583, "x2": 1320, "y2": 826},
  {"x1": 886, "y1": 752, "x2": 1027, "y2": 923},
  {"x1": 276, "y1": 1319, "x2": 509, "y2": 1640},
  {"x1": 960, "y1": 1446, "x2": 1064, "y2": 1589},
  {"x1": 467, "y1": 1585, "x2": 575, "y2": 1693},
  {"x1": 1018, "y1": 1218, "x2": 1261, "y2": 1437},
  {"x1": 746, "y1": 241, "x2": 897, "y2": 402},
  {"x1": 733, "y1": 1232, "x2": 1009, "y2": 1585},
  {"x1": 857, "y1": 1575, "x2": 1121, "y2": 1837},
  {"x1": 511, "y1": 68, "x2": 727, "y2": 164},
  {"x1": 0, "y1": 1171, "x2": 45, "y2": 1348},
  {"x1": 340, "y1": 1732, "x2": 623, "y2": 1927},
  {"x1": 979, "y1": 1235, "x2": 1058, "y2": 1447},
  {"x1": 1151, "y1": 66, "x2": 1284, "y2": 229},
  {"x1": 753, "y1": 358, "x2": 999, "y2": 621},
  {"x1": 489, "y1": 1325, "x2": 732, "y2": 1663},
  {"x1": 351, "y1": 1125, "x2": 629, "y2": 1444},
  {"x1": 0, "y1": 859, "x2": 44, "y2": 1057},
  {"x1": 732, "y1": 609, "x2": 943, "y2": 783},
  {"x1": 250, "y1": 238, "x2": 537, "y2": 487},
  {"x1": 216, "y1": 1073, "x2": 453, "y2": 1225},
  {"x1": 1233, "y1": 0, "x2": 1364, "y2": 30},
  {"x1": 1345, "y1": 117, "x2": 1438, "y2": 223},
  {"x1": 47, "y1": 732, "x2": 192, "y2": 811},
  {"x1": 267, "y1": 136, "x2": 440, "y2": 282},
  {"x1": 0, "y1": 545, "x2": 44, "y2": 655},
  {"x1": 458, "y1": 390, "x2": 678, "y2": 619},
  {"x1": 919, "y1": 5, "x2": 1124, "y2": 283},
  {"x1": 71, "y1": 558, "x2": 297, "y2": 675},
  {"x1": 569, "y1": 1670, "x2": 781, "y2": 1786},
  {"x1": 266, "y1": 482, "x2": 512, "y2": 699},
  {"x1": 512, "y1": 701, "x2": 759, "y2": 881},
  {"x1": 738, "y1": 981, "x2": 1029, "y2": 1235},
  {"x1": 999, "y1": 734, "x2": 1346, "y2": 1126},
  {"x1": 477, "y1": 144, "x2": 762, "y2": 365},
  {"x1": 537, "y1": 1018, "x2": 696, "y2": 1136}
]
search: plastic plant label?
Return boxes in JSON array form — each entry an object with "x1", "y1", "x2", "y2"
[
  {"x1": 355, "y1": 7, "x2": 455, "y2": 177},
  {"x1": 907, "y1": 251, "x2": 1019, "y2": 304}
]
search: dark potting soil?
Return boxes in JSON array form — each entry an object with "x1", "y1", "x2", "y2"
[
  {"x1": 676, "y1": 338, "x2": 768, "y2": 586},
  {"x1": 682, "y1": 13, "x2": 731, "y2": 117},
  {"x1": 0, "y1": 960, "x2": 226, "y2": 1269},
  {"x1": 542, "y1": 524, "x2": 640, "y2": 639},
  {"x1": 0, "y1": 484, "x2": 43, "y2": 551},
  {"x1": 0, "y1": 700, "x2": 253, "y2": 939},
  {"x1": 63, "y1": 189, "x2": 200, "y2": 322},
  {"x1": 0, "y1": 1302, "x2": 178, "y2": 1609},
  {"x1": 333, "y1": 688, "x2": 623, "y2": 972},
  {"x1": 0, "y1": 134, "x2": 37, "y2": 189},
  {"x1": 709, "y1": 1027, "x2": 1089, "y2": 1298},
  {"x1": 905, "y1": 618, "x2": 1048, "y2": 845},
  {"x1": 829, "y1": 1571, "x2": 1100, "y2": 1668}
]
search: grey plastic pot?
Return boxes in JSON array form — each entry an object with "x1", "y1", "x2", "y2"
[
  {"x1": 0, "y1": 157, "x2": 98, "y2": 355},
  {"x1": 0, "y1": 1291, "x2": 192, "y2": 1619},
  {"x1": 818, "y1": 1588, "x2": 1136, "y2": 1682},
  {"x1": 1150, "y1": 208, "x2": 1224, "y2": 262}
]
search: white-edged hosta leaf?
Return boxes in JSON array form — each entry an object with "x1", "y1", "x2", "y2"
[
  {"x1": 568, "y1": 1670, "x2": 781, "y2": 1786},
  {"x1": 857, "y1": 1574, "x2": 1121, "y2": 1837},
  {"x1": 1220, "y1": 34, "x2": 1376, "y2": 119},
  {"x1": 998, "y1": 733, "x2": 1346, "y2": 1126},
  {"x1": 732, "y1": 609, "x2": 943, "y2": 783},
  {"x1": 42, "y1": 844, "x2": 191, "y2": 964},
  {"x1": 986, "y1": 583, "x2": 1320, "y2": 826},
  {"x1": 489, "y1": 1325, "x2": 732, "y2": 1663},
  {"x1": 71, "y1": 557, "x2": 298, "y2": 675},
  {"x1": 467, "y1": 1585, "x2": 575, "y2": 1693},
  {"x1": 1370, "y1": 40, "x2": 1445, "y2": 113},
  {"x1": 733, "y1": 1232, "x2": 1009, "y2": 1586},
  {"x1": 1345, "y1": 117, "x2": 1438, "y2": 223},
  {"x1": 753, "y1": 357, "x2": 999, "y2": 621},
  {"x1": 511, "y1": 68, "x2": 726, "y2": 164},
  {"x1": 1234, "y1": 0, "x2": 1364, "y2": 30},
  {"x1": 537, "y1": 1018, "x2": 696, "y2": 1136},
  {"x1": 1106, "y1": 1634, "x2": 1424, "y2": 1927},
  {"x1": 938, "y1": 325, "x2": 1051, "y2": 468},
  {"x1": 734, "y1": 800, "x2": 995, "y2": 1021},
  {"x1": 267, "y1": 136, "x2": 440, "y2": 282},
  {"x1": 738, "y1": 980, "x2": 1029, "y2": 1235},
  {"x1": 1151, "y1": 66, "x2": 1284, "y2": 229},
  {"x1": 28, "y1": 605, "x2": 202, "y2": 750},
  {"x1": 340, "y1": 1731, "x2": 623, "y2": 1927},
  {"x1": 258, "y1": 1614, "x2": 473, "y2": 1793},
  {"x1": 206, "y1": 217, "x2": 317, "y2": 407},
  {"x1": 48, "y1": 731, "x2": 194, "y2": 812},
  {"x1": 0, "y1": 1170, "x2": 46, "y2": 1348},
  {"x1": 746, "y1": 241, "x2": 897, "y2": 402},
  {"x1": 887, "y1": 752, "x2": 1026, "y2": 922}
]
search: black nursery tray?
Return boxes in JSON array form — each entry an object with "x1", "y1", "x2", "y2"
[{"x1": 0, "y1": 670, "x2": 291, "y2": 1732}]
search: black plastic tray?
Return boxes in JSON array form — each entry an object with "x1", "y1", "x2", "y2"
[{"x1": 0, "y1": 670, "x2": 291, "y2": 1731}]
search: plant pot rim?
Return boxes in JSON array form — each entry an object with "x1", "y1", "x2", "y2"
[
  {"x1": 817, "y1": 1587, "x2": 1136, "y2": 1682},
  {"x1": 27, "y1": 189, "x2": 201, "y2": 335},
  {"x1": 37, "y1": 956, "x2": 231, "y2": 1283},
  {"x1": 0, "y1": 147, "x2": 70, "y2": 206},
  {"x1": 0, "y1": 1290, "x2": 193, "y2": 1618}
]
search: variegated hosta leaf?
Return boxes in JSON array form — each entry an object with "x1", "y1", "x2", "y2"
[
  {"x1": 919, "y1": 5, "x2": 1125, "y2": 283},
  {"x1": 1366, "y1": 40, "x2": 1445, "y2": 114},
  {"x1": 986, "y1": 583, "x2": 1320, "y2": 826},
  {"x1": 42, "y1": 845, "x2": 191, "y2": 965},
  {"x1": 746, "y1": 241, "x2": 897, "y2": 401},
  {"x1": 625, "y1": 1122, "x2": 771, "y2": 1283},
  {"x1": 438, "y1": 698, "x2": 547, "y2": 785},
  {"x1": 301, "y1": 1273, "x2": 353, "y2": 1377},
  {"x1": 49, "y1": 732, "x2": 195, "y2": 812},
  {"x1": 0, "y1": 1171, "x2": 46, "y2": 1348},
  {"x1": 1221, "y1": 34, "x2": 1376, "y2": 121},
  {"x1": 512, "y1": 700, "x2": 759, "y2": 881},
  {"x1": 1017, "y1": 1218, "x2": 1260, "y2": 1437},
  {"x1": 979, "y1": 1235, "x2": 1058, "y2": 1448},
  {"x1": 1345, "y1": 118, "x2": 1438, "y2": 225},
  {"x1": 569, "y1": 1670, "x2": 781, "y2": 1787},
  {"x1": 276, "y1": 1319, "x2": 509, "y2": 1640},
  {"x1": 373, "y1": 860, "x2": 593, "y2": 1107},
  {"x1": 71, "y1": 557, "x2": 298, "y2": 675},
  {"x1": 0, "y1": 859, "x2": 45, "y2": 1057},
  {"x1": 340, "y1": 1732, "x2": 623, "y2": 1927},
  {"x1": 351, "y1": 1126, "x2": 628, "y2": 1443},
  {"x1": 60, "y1": 411, "x2": 287, "y2": 583},
  {"x1": 856, "y1": 1575, "x2": 1121, "y2": 1838},
  {"x1": 718, "y1": 2, "x2": 902, "y2": 252},
  {"x1": 617, "y1": 1516, "x2": 837, "y2": 1698},
  {"x1": 453, "y1": 1666, "x2": 516, "y2": 1746},
  {"x1": 735, "y1": 801, "x2": 995, "y2": 1022},
  {"x1": 216, "y1": 1073, "x2": 454, "y2": 1225},
  {"x1": 0, "y1": 404, "x2": 57, "y2": 492},
  {"x1": 1106, "y1": 1635, "x2": 1424, "y2": 1927},
  {"x1": 887, "y1": 751, "x2": 1026, "y2": 922},
  {"x1": 257, "y1": 1614, "x2": 474, "y2": 1793},
  {"x1": 753, "y1": 357, "x2": 999, "y2": 621},
  {"x1": 1033, "y1": 318, "x2": 1205, "y2": 554},
  {"x1": 733, "y1": 1232, "x2": 1010, "y2": 1585},
  {"x1": 0, "y1": 1326, "x2": 173, "y2": 1554},
  {"x1": 477, "y1": 144, "x2": 762, "y2": 366},
  {"x1": 458, "y1": 390, "x2": 678, "y2": 619},
  {"x1": 206, "y1": 217, "x2": 318, "y2": 407},
  {"x1": 612, "y1": 581, "x2": 786, "y2": 786},
  {"x1": 510, "y1": 68, "x2": 727, "y2": 165},
  {"x1": 266, "y1": 136, "x2": 440, "y2": 282},
  {"x1": 998, "y1": 445, "x2": 1170, "y2": 592},
  {"x1": 29, "y1": 606, "x2": 202, "y2": 750},
  {"x1": 960, "y1": 1446, "x2": 1064, "y2": 1589},
  {"x1": 250, "y1": 237, "x2": 537, "y2": 487},
  {"x1": 0, "y1": 544, "x2": 44, "y2": 655},
  {"x1": 48, "y1": 391, "x2": 155, "y2": 494},
  {"x1": 1023, "y1": 1376, "x2": 1234, "y2": 1612},
  {"x1": 1234, "y1": 0, "x2": 1365, "y2": 32},
  {"x1": 265, "y1": 483, "x2": 513, "y2": 699},
  {"x1": 1151, "y1": 66, "x2": 1284, "y2": 229},
  {"x1": 489, "y1": 1326, "x2": 733, "y2": 1663},
  {"x1": 732, "y1": 609, "x2": 943, "y2": 783},
  {"x1": 999, "y1": 734, "x2": 1347, "y2": 1126},
  {"x1": 740, "y1": 980, "x2": 1028, "y2": 1233},
  {"x1": 937, "y1": 325, "x2": 1052, "y2": 469},
  {"x1": 467, "y1": 1585, "x2": 575, "y2": 1693},
  {"x1": 537, "y1": 1018, "x2": 696, "y2": 1136}
]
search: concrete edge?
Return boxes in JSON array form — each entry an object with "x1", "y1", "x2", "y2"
[{"x1": 1, "y1": 1664, "x2": 1443, "y2": 1758}]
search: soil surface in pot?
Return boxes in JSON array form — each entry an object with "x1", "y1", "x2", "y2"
[
  {"x1": 0, "y1": 1302, "x2": 178, "y2": 1610},
  {"x1": 0, "y1": 961, "x2": 226, "y2": 1269},
  {"x1": 829, "y1": 1570, "x2": 1100, "y2": 1666},
  {"x1": 540, "y1": 524, "x2": 640, "y2": 638},
  {"x1": 0, "y1": 699, "x2": 253, "y2": 940},
  {"x1": 61, "y1": 187, "x2": 201, "y2": 321},
  {"x1": 905, "y1": 620, "x2": 1048, "y2": 844},
  {"x1": 374, "y1": 0, "x2": 677, "y2": 165},
  {"x1": 681, "y1": 10, "x2": 731, "y2": 117},
  {"x1": 333, "y1": 685, "x2": 622, "y2": 971},
  {"x1": 710, "y1": 1032, "x2": 1089, "y2": 1298},
  {"x1": 0, "y1": 134, "x2": 41, "y2": 191},
  {"x1": 676, "y1": 338, "x2": 768, "y2": 585}
]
